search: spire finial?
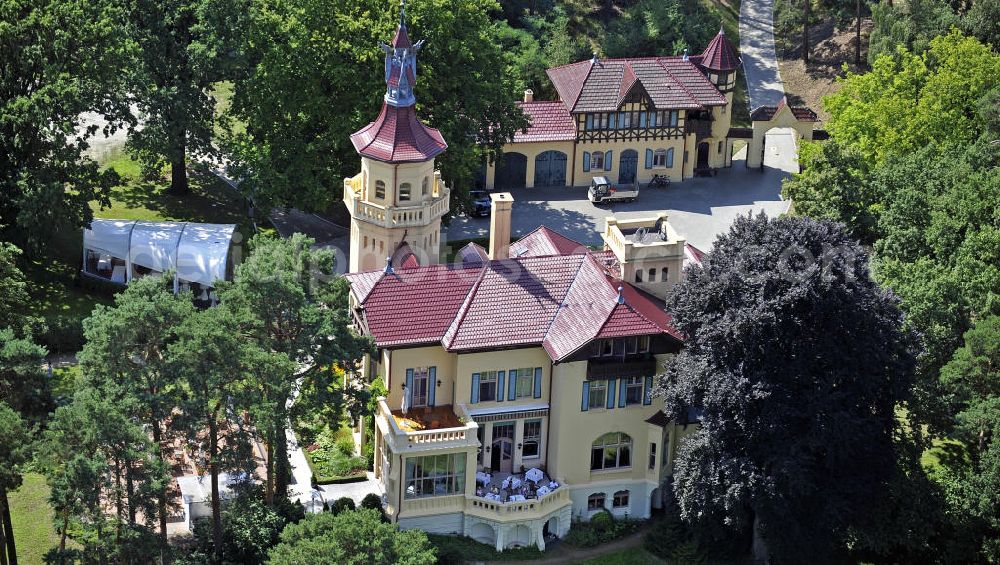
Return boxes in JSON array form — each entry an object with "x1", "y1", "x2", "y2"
[
  {"x1": 400, "y1": 0, "x2": 407, "y2": 28},
  {"x1": 683, "y1": 48, "x2": 688, "y2": 61},
  {"x1": 617, "y1": 285, "x2": 625, "y2": 305}
]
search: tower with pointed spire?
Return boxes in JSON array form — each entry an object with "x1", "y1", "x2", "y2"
[
  {"x1": 698, "y1": 27, "x2": 741, "y2": 98},
  {"x1": 345, "y1": 0, "x2": 449, "y2": 273}
]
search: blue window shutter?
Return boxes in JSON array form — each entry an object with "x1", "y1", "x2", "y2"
[
  {"x1": 497, "y1": 371, "x2": 505, "y2": 402},
  {"x1": 644, "y1": 376, "x2": 653, "y2": 405},
  {"x1": 645, "y1": 149, "x2": 653, "y2": 169},
  {"x1": 639, "y1": 111, "x2": 647, "y2": 128},
  {"x1": 586, "y1": 115, "x2": 593, "y2": 130},
  {"x1": 606, "y1": 378, "x2": 616, "y2": 409},
  {"x1": 608, "y1": 113, "x2": 616, "y2": 129},
  {"x1": 583, "y1": 152, "x2": 591, "y2": 172},
  {"x1": 471, "y1": 373, "x2": 480, "y2": 404},
  {"x1": 405, "y1": 369, "x2": 414, "y2": 406},
  {"x1": 581, "y1": 381, "x2": 590, "y2": 411},
  {"x1": 619, "y1": 378, "x2": 627, "y2": 407},
  {"x1": 604, "y1": 151, "x2": 613, "y2": 171},
  {"x1": 508, "y1": 369, "x2": 517, "y2": 401},
  {"x1": 533, "y1": 368, "x2": 542, "y2": 399},
  {"x1": 666, "y1": 148, "x2": 674, "y2": 168},
  {"x1": 428, "y1": 367, "x2": 437, "y2": 406}
]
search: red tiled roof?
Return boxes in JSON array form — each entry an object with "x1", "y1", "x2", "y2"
[
  {"x1": 346, "y1": 264, "x2": 482, "y2": 347},
  {"x1": 347, "y1": 243, "x2": 682, "y2": 355},
  {"x1": 350, "y1": 103, "x2": 448, "y2": 163},
  {"x1": 509, "y1": 226, "x2": 589, "y2": 258},
  {"x1": 749, "y1": 97, "x2": 818, "y2": 122},
  {"x1": 684, "y1": 242, "x2": 705, "y2": 268},
  {"x1": 457, "y1": 242, "x2": 489, "y2": 265},
  {"x1": 391, "y1": 241, "x2": 420, "y2": 270},
  {"x1": 514, "y1": 101, "x2": 577, "y2": 143},
  {"x1": 547, "y1": 56, "x2": 727, "y2": 113},
  {"x1": 392, "y1": 24, "x2": 411, "y2": 49},
  {"x1": 699, "y1": 29, "x2": 741, "y2": 72}
]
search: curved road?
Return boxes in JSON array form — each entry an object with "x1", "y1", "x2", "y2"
[{"x1": 740, "y1": 0, "x2": 786, "y2": 109}]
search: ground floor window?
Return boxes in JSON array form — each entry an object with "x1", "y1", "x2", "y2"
[
  {"x1": 587, "y1": 493, "x2": 606, "y2": 511},
  {"x1": 522, "y1": 419, "x2": 541, "y2": 459},
  {"x1": 613, "y1": 490, "x2": 630, "y2": 508},
  {"x1": 404, "y1": 453, "x2": 466, "y2": 498}
]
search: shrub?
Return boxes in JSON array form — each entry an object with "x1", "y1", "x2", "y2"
[
  {"x1": 565, "y1": 515, "x2": 643, "y2": 548},
  {"x1": 590, "y1": 509, "x2": 614, "y2": 533},
  {"x1": 335, "y1": 435, "x2": 356, "y2": 457},
  {"x1": 38, "y1": 314, "x2": 85, "y2": 354},
  {"x1": 360, "y1": 493, "x2": 383, "y2": 511},
  {"x1": 329, "y1": 497, "x2": 356, "y2": 515}
]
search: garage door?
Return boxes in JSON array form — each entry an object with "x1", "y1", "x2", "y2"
[
  {"x1": 496, "y1": 152, "x2": 527, "y2": 189},
  {"x1": 533, "y1": 151, "x2": 567, "y2": 187}
]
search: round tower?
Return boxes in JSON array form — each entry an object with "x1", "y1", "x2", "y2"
[
  {"x1": 345, "y1": 0, "x2": 449, "y2": 273},
  {"x1": 698, "y1": 27, "x2": 741, "y2": 100}
]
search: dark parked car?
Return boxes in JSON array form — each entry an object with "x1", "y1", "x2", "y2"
[{"x1": 470, "y1": 190, "x2": 491, "y2": 217}]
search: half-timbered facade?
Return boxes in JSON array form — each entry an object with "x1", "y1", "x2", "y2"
[{"x1": 486, "y1": 29, "x2": 742, "y2": 189}]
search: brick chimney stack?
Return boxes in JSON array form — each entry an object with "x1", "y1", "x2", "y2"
[{"x1": 489, "y1": 193, "x2": 514, "y2": 260}]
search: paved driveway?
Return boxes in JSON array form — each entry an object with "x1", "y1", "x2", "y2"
[
  {"x1": 740, "y1": 0, "x2": 785, "y2": 108},
  {"x1": 446, "y1": 130, "x2": 797, "y2": 252}
]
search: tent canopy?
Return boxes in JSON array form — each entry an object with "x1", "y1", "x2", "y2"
[{"x1": 83, "y1": 220, "x2": 237, "y2": 287}]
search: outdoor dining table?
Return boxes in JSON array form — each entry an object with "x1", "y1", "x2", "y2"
[
  {"x1": 525, "y1": 468, "x2": 544, "y2": 483},
  {"x1": 509, "y1": 494, "x2": 526, "y2": 502}
]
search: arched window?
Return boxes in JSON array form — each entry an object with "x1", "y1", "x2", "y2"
[
  {"x1": 634, "y1": 269, "x2": 643, "y2": 283},
  {"x1": 590, "y1": 432, "x2": 632, "y2": 471},
  {"x1": 587, "y1": 493, "x2": 606, "y2": 511},
  {"x1": 399, "y1": 182, "x2": 412, "y2": 201},
  {"x1": 661, "y1": 267, "x2": 669, "y2": 281},
  {"x1": 375, "y1": 180, "x2": 386, "y2": 199},
  {"x1": 613, "y1": 490, "x2": 630, "y2": 508},
  {"x1": 648, "y1": 268, "x2": 656, "y2": 282},
  {"x1": 422, "y1": 177, "x2": 429, "y2": 196}
]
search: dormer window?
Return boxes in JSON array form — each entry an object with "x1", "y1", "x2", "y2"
[{"x1": 375, "y1": 180, "x2": 386, "y2": 199}]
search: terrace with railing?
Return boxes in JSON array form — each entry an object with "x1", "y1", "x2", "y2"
[
  {"x1": 343, "y1": 171, "x2": 450, "y2": 229},
  {"x1": 376, "y1": 398, "x2": 479, "y2": 453}
]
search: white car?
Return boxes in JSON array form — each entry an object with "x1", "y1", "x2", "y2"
[{"x1": 588, "y1": 176, "x2": 638, "y2": 204}]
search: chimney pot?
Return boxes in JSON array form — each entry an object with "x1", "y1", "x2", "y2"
[{"x1": 523, "y1": 89, "x2": 534, "y2": 103}]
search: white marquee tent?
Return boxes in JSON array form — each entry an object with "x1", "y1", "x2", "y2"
[{"x1": 83, "y1": 219, "x2": 237, "y2": 291}]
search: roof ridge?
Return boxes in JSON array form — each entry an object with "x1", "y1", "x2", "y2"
[
  {"x1": 544, "y1": 253, "x2": 618, "y2": 360},
  {"x1": 656, "y1": 58, "x2": 703, "y2": 109},
  {"x1": 441, "y1": 262, "x2": 490, "y2": 349},
  {"x1": 569, "y1": 58, "x2": 601, "y2": 113},
  {"x1": 540, "y1": 254, "x2": 592, "y2": 346}
]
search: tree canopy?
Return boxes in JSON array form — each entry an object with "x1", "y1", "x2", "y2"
[
  {"x1": 267, "y1": 508, "x2": 436, "y2": 565},
  {"x1": 659, "y1": 213, "x2": 919, "y2": 562}
]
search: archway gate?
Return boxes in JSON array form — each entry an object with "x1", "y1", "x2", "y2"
[{"x1": 745, "y1": 98, "x2": 818, "y2": 169}]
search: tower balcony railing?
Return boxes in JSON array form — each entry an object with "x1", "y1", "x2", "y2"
[
  {"x1": 376, "y1": 397, "x2": 478, "y2": 453},
  {"x1": 343, "y1": 174, "x2": 450, "y2": 229}
]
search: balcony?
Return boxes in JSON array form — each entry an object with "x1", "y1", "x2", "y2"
[
  {"x1": 465, "y1": 487, "x2": 571, "y2": 522},
  {"x1": 377, "y1": 398, "x2": 479, "y2": 453},
  {"x1": 587, "y1": 356, "x2": 657, "y2": 380},
  {"x1": 343, "y1": 171, "x2": 450, "y2": 229},
  {"x1": 685, "y1": 118, "x2": 712, "y2": 139}
]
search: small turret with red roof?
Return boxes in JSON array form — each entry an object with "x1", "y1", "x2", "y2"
[{"x1": 698, "y1": 27, "x2": 741, "y2": 93}]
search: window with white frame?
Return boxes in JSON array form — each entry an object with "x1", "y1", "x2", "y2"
[
  {"x1": 613, "y1": 490, "x2": 630, "y2": 508},
  {"x1": 624, "y1": 376, "x2": 643, "y2": 405},
  {"x1": 587, "y1": 493, "x2": 606, "y2": 511},
  {"x1": 591, "y1": 151, "x2": 605, "y2": 170},
  {"x1": 652, "y1": 149, "x2": 667, "y2": 168},
  {"x1": 404, "y1": 453, "x2": 466, "y2": 498},
  {"x1": 588, "y1": 381, "x2": 607, "y2": 409},
  {"x1": 514, "y1": 368, "x2": 534, "y2": 398},
  {"x1": 591, "y1": 432, "x2": 632, "y2": 471},
  {"x1": 522, "y1": 419, "x2": 541, "y2": 458},
  {"x1": 479, "y1": 371, "x2": 498, "y2": 402}
]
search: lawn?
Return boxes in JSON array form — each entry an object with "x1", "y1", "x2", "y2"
[
  {"x1": 581, "y1": 547, "x2": 667, "y2": 565},
  {"x1": 9, "y1": 473, "x2": 76, "y2": 564}
]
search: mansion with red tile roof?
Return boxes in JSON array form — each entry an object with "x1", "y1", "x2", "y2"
[
  {"x1": 485, "y1": 29, "x2": 819, "y2": 189},
  {"x1": 341, "y1": 6, "x2": 708, "y2": 551}
]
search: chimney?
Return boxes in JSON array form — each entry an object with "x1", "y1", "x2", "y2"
[
  {"x1": 523, "y1": 89, "x2": 534, "y2": 103},
  {"x1": 488, "y1": 192, "x2": 514, "y2": 260}
]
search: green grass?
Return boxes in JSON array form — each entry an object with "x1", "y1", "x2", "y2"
[
  {"x1": 211, "y1": 81, "x2": 246, "y2": 138},
  {"x1": 99, "y1": 147, "x2": 143, "y2": 178},
  {"x1": 582, "y1": 547, "x2": 667, "y2": 565},
  {"x1": 50, "y1": 364, "x2": 82, "y2": 402},
  {"x1": 427, "y1": 534, "x2": 543, "y2": 562},
  {"x1": 9, "y1": 473, "x2": 76, "y2": 564}
]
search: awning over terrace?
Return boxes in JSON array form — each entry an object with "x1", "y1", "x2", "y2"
[{"x1": 83, "y1": 219, "x2": 237, "y2": 289}]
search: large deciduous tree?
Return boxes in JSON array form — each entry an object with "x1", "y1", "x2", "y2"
[
  {"x1": 658, "y1": 213, "x2": 919, "y2": 562},
  {"x1": 0, "y1": 404, "x2": 29, "y2": 565},
  {"x1": 217, "y1": 234, "x2": 371, "y2": 503},
  {"x1": 78, "y1": 275, "x2": 195, "y2": 550},
  {"x1": 0, "y1": 0, "x2": 125, "y2": 252},
  {"x1": 227, "y1": 0, "x2": 527, "y2": 213},
  {"x1": 126, "y1": 0, "x2": 246, "y2": 195}
]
